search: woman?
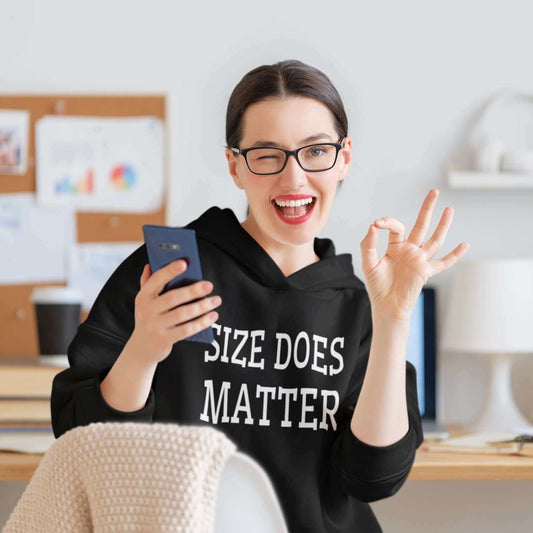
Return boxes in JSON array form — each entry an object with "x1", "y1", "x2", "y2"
[{"x1": 51, "y1": 59, "x2": 469, "y2": 532}]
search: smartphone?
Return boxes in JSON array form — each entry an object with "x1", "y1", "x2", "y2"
[{"x1": 142, "y1": 224, "x2": 214, "y2": 344}]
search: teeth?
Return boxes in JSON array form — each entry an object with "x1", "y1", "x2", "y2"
[{"x1": 274, "y1": 197, "x2": 314, "y2": 207}]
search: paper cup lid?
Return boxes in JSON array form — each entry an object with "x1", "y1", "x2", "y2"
[{"x1": 30, "y1": 286, "x2": 83, "y2": 304}]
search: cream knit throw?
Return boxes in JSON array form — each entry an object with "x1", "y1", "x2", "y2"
[{"x1": 3, "y1": 422, "x2": 237, "y2": 533}]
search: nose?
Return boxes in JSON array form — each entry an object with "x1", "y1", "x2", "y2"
[{"x1": 278, "y1": 153, "x2": 308, "y2": 188}]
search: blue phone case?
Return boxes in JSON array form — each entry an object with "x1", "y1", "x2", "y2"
[{"x1": 142, "y1": 224, "x2": 214, "y2": 345}]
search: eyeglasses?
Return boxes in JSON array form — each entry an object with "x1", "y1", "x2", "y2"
[{"x1": 228, "y1": 137, "x2": 345, "y2": 175}]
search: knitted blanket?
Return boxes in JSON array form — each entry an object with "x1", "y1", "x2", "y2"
[{"x1": 3, "y1": 422, "x2": 237, "y2": 532}]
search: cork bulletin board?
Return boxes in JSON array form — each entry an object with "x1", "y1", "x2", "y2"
[{"x1": 0, "y1": 95, "x2": 168, "y2": 359}]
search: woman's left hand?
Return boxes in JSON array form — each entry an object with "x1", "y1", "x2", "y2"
[{"x1": 360, "y1": 188, "x2": 470, "y2": 322}]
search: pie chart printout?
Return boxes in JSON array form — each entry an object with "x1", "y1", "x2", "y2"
[{"x1": 110, "y1": 163, "x2": 136, "y2": 190}]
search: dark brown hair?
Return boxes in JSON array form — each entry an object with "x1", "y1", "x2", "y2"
[{"x1": 225, "y1": 59, "x2": 348, "y2": 216}]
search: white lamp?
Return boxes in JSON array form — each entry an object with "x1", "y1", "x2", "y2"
[{"x1": 440, "y1": 259, "x2": 533, "y2": 432}]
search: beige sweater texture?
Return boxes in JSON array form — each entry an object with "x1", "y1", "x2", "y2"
[{"x1": 3, "y1": 422, "x2": 237, "y2": 533}]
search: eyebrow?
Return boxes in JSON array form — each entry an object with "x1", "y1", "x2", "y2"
[{"x1": 250, "y1": 133, "x2": 334, "y2": 148}]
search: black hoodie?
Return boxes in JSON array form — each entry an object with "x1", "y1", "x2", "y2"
[{"x1": 51, "y1": 205, "x2": 424, "y2": 533}]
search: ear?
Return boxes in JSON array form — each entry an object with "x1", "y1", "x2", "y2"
[
  {"x1": 225, "y1": 148, "x2": 245, "y2": 190},
  {"x1": 338, "y1": 136, "x2": 353, "y2": 183}
]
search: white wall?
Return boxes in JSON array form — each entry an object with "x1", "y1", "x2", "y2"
[{"x1": 2, "y1": 0, "x2": 532, "y2": 530}]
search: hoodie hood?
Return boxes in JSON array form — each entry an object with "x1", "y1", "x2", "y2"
[{"x1": 184, "y1": 206, "x2": 364, "y2": 291}]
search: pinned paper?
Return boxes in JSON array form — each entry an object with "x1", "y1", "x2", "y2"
[
  {"x1": 35, "y1": 116, "x2": 165, "y2": 212},
  {"x1": 67, "y1": 242, "x2": 143, "y2": 311},
  {"x1": 0, "y1": 192, "x2": 75, "y2": 284},
  {"x1": 0, "y1": 109, "x2": 30, "y2": 174}
]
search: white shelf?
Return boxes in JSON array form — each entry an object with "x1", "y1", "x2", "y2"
[{"x1": 448, "y1": 171, "x2": 533, "y2": 189}]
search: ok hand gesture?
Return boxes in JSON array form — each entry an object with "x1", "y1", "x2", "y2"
[{"x1": 360, "y1": 189, "x2": 470, "y2": 322}]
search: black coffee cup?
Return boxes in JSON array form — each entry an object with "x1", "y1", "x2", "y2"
[{"x1": 30, "y1": 287, "x2": 83, "y2": 367}]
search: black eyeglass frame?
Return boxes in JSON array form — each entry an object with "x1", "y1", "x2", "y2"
[{"x1": 228, "y1": 137, "x2": 346, "y2": 175}]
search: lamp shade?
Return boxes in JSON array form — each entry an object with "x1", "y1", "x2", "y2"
[{"x1": 440, "y1": 259, "x2": 533, "y2": 353}]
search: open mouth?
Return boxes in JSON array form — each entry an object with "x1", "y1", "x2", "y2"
[{"x1": 272, "y1": 197, "x2": 317, "y2": 218}]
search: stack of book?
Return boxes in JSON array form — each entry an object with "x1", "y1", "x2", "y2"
[{"x1": 0, "y1": 361, "x2": 67, "y2": 452}]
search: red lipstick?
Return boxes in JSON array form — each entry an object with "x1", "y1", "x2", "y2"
[{"x1": 272, "y1": 196, "x2": 317, "y2": 225}]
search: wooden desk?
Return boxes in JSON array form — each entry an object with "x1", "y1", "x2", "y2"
[
  {"x1": 410, "y1": 449, "x2": 533, "y2": 480},
  {"x1": 1, "y1": 362, "x2": 532, "y2": 482},
  {"x1": 1, "y1": 428, "x2": 533, "y2": 482}
]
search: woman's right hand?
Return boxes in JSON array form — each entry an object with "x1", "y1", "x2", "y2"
[{"x1": 128, "y1": 259, "x2": 222, "y2": 364}]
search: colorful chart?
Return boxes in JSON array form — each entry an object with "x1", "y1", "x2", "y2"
[
  {"x1": 54, "y1": 168, "x2": 94, "y2": 195},
  {"x1": 110, "y1": 164, "x2": 136, "y2": 190}
]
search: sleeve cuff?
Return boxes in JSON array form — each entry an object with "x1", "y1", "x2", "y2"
[
  {"x1": 73, "y1": 369, "x2": 155, "y2": 424},
  {"x1": 339, "y1": 420, "x2": 417, "y2": 482}
]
